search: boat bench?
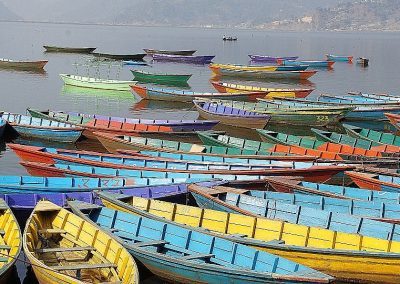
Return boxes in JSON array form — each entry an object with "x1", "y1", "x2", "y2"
[
  {"x1": 50, "y1": 263, "x2": 117, "y2": 273},
  {"x1": 133, "y1": 240, "x2": 169, "y2": 247},
  {"x1": 38, "y1": 229, "x2": 67, "y2": 235},
  {"x1": 35, "y1": 246, "x2": 96, "y2": 253}
]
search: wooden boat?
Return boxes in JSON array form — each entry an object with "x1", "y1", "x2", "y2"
[
  {"x1": 0, "y1": 199, "x2": 21, "y2": 282},
  {"x1": 70, "y1": 201, "x2": 335, "y2": 284},
  {"x1": 130, "y1": 70, "x2": 192, "y2": 84},
  {"x1": 92, "y1": 132, "x2": 317, "y2": 161},
  {"x1": 143, "y1": 49, "x2": 196, "y2": 56},
  {"x1": 279, "y1": 60, "x2": 335, "y2": 68},
  {"x1": 348, "y1": 92, "x2": 400, "y2": 102},
  {"x1": 92, "y1": 52, "x2": 146, "y2": 61},
  {"x1": 344, "y1": 124, "x2": 400, "y2": 146},
  {"x1": 222, "y1": 36, "x2": 238, "y2": 41},
  {"x1": 326, "y1": 54, "x2": 353, "y2": 62},
  {"x1": 122, "y1": 60, "x2": 149, "y2": 66},
  {"x1": 210, "y1": 65, "x2": 317, "y2": 80},
  {"x1": 319, "y1": 93, "x2": 391, "y2": 104},
  {"x1": 193, "y1": 100, "x2": 270, "y2": 129},
  {"x1": 152, "y1": 54, "x2": 215, "y2": 64},
  {"x1": 248, "y1": 55, "x2": 299, "y2": 62},
  {"x1": 206, "y1": 99, "x2": 353, "y2": 126},
  {"x1": 311, "y1": 128, "x2": 400, "y2": 154},
  {"x1": 43, "y1": 45, "x2": 96, "y2": 53},
  {"x1": 210, "y1": 63, "x2": 278, "y2": 72},
  {"x1": 275, "y1": 65, "x2": 309, "y2": 71},
  {"x1": 27, "y1": 108, "x2": 219, "y2": 132},
  {"x1": 211, "y1": 81, "x2": 313, "y2": 98},
  {"x1": 94, "y1": 191, "x2": 400, "y2": 284},
  {"x1": 346, "y1": 171, "x2": 400, "y2": 192},
  {"x1": 9, "y1": 144, "x2": 352, "y2": 181},
  {"x1": 60, "y1": 74, "x2": 136, "y2": 91},
  {"x1": 357, "y1": 57, "x2": 369, "y2": 66},
  {"x1": 0, "y1": 58, "x2": 47, "y2": 70},
  {"x1": 0, "y1": 112, "x2": 83, "y2": 143},
  {"x1": 131, "y1": 85, "x2": 267, "y2": 102},
  {"x1": 24, "y1": 201, "x2": 139, "y2": 284},
  {"x1": 385, "y1": 113, "x2": 400, "y2": 130}
]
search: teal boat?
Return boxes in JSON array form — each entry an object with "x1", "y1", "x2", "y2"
[
  {"x1": 343, "y1": 124, "x2": 400, "y2": 146},
  {"x1": 130, "y1": 70, "x2": 192, "y2": 85}
]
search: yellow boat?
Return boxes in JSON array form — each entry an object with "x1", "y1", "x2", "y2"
[
  {"x1": 209, "y1": 63, "x2": 278, "y2": 71},
  {"x1": 98, "y1": 190, "x2": 400, "y2": 284},
  {"x1": 23, "y1": 200, "x2": 139, "y2": 284},
  {"x1": 0, "y1": 199, "x2": 21, "y2": 282}
]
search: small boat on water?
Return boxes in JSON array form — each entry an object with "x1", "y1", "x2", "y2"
[
  {"x1": 143, "y1": 48, "x2": 196, "y2": 56},
  {"x1": 43, "y1": 45, "x2": 96, "y2": 53},
  {"x1": 326, "y1": 54, "x2": 353, "y2": 62},
  {"x1": 348, "y1": 92, "x2": 400, "y2": 102},
  {"x1": 343, "y1": 123, "x2": 400, "y2": 146},
  {"x1": 210, "y1": 63, "x2": 308, "y2": 72},
  {"x1": 193, "y1": 100, "x2": 271, "y2": 129},
  {"x1": 0, "y1": 112, "x2": 83, "y2": 143},
  {"x1": 131, "y1": 85, "x2": 267, "y2": 102},
  {"x1": 59, "y1": 74, "x2": 136, "y2": 91},
  {"x1": 0, "y1": 199, "x2": 21, "y2": 283},
  {"x1": 385, "y1": 113, "x2": 400, "y2": 130},
  {"x1": 211, "y1": 81, "x2": 314, "y2": 98},
  {"x1": 130, "y1": 70, "x2": 192, "y2": 85},
  {"x1": 122, "y1": 60, "x2": 149, "y2": 66},
  {"x1": 92, "y1": 52, "x2": 146, "y2": 61},
  {"x1": 357, "y1": 57, "x2": 369, "y2": 66},
  {"x1": 248, "y1": 55, "x2": 299, "y2": 63},
  {"x1": 222, "y1": 36, "x2": 238, "y2": 41},
  {"x1": 70, "y1": 200, "x2": 335, "y2": 284},
  {"x1": 0, "y1": 58, "x2": 48, "y2": 70},
  {"x1": 279, "y1": 60, "x2": 335, "y2": 68},
  {"x1": 346, "y1": 171, "x2": 400, "y2": 192},
  {"x1": 24, "y1": 200, "x2": 139, "y2": 284},
  {"x1": 152, "y1": 54, "x2": 215, "y2": 64}
]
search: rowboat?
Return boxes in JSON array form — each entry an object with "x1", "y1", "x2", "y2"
[
  {"x1": 273, "y1": 96, "x2": 400, "y2": 106},
  {"x1": 92, "y1": 52, "x2": 146, "y2": 61},
  {"x1": 152, "y1": 54, "x2": 215, "y2": 64},
  {"x1": 348, "y1": 92, "x2": 400, "y2": 102},
  {"x1": 209, "y1": 63, "x2": 278, "y2": 72},
  {"x1": 27, "y1": 108, "x2": 219, "y2": 132},
  {"x1": 357, "y1": 57, "x2": 369, "y2": 66},
  {"x1": 122, "y1": 60, "x2": 149, "y2": 66},
  {"x1": 0, "y1": 58, "x2": 47, "y2": 70},
  {"x1": 346, "y1": 171, "x2": 400, "y2": 192},
  {"x1": 319, "y1": 93, "x2": 392, "y2": 104},
  {"x1": 211, "y1": 81, "x2": 313, "y2": 98},
  {"x1": 343, "y1": 124, "x2": 400, "y2": 146},
  {"x1": 0, "y1": 199, "x2": 21, "y2": 282},
  {"x1": 0, "y1": 112, "x2": 83, "y2": 143},
  {"x1": 311, "y1": 128, "x2": 400, "y2": 154},
  {"x1": 96, "y1": 192, "x2": 400, "y2": 283},
  {"x1": 326, "y1": 54, "x2": 353, "y2": 62},
  {"x1": 70, "y1": 200, "x2": 334, "y2": 284},
  {"x1": 385, "y1": 113, "x2": 400, "y2": 130},
  {"x1": 143, "y1": 49, "x2": 196, "y2": 56},
  {"x1": 130, "y1": 70, "x2": 192, "y2": 85},
  {"x1": 279, "y1": 60, "x2": 335, "y2": 68},
  {"x1": 92, "y1": 132, "x2": 317, "y2": 161},
  {"x1": 24, "y1": 201, "x2": 139, "y2": 284},
  {"x1": 60, "y1": 74, "x2": 136, "y2": 91},
  {"x1": 207, "y1": 99, "x2": 353, "y2": 126},
  {"x1": 193, "y1": 100, "x2": 271, "y2": 129},
  {"x1": 210, "y1": 66, "x2": 317, "y2": 80},
  {"x1": 43, "y1": 45, "x2": 96, "y2": 53},
  {"x1": 131, "y1": 85, "x2": 267, "y2": 102},
  {"x1": 248, "y1": 55, "x2": 299, "y2": 62}
]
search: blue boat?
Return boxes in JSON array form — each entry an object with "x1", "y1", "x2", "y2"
[
  {"x1": 189, "y1": 185, "x2": 400, "y2": 242},
  {"x1": 281, "y1": 60, "x2": 334, "y2": 68},
  {"x1": 69, "y1": 201, "x2": 335, "y2": 284},
  {"x1": 319, "y1": 94, "x2": 393, "y2": 104},
  {"x1": 326, "y1": 54, "x2": 353, "y2": 62},
  {"x1": 123, "y1": 60, "x2": 150, "y2": 66},
  {"x1": 275, "y1": 65, "x2": 309, "y2": 71},
  {"x1": 0, "y1": 112, "x2": 82, "y2": 142}
]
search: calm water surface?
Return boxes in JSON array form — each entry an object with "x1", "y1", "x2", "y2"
[{"x1": 0, "y1": 22, "x2": 398, "y2": 282}]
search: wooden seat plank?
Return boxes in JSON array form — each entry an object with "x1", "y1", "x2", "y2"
[
  {"x1": 36, "y1": 246, "x2": 95, "y2": 253},
  {"x1": 50, "y1": 263, "x2": 117, "y2": 271},
  {"x1": 39, "y1": 229, "x2": 67, "y2": 234}
]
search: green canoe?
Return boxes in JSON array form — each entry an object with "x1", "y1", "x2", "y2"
[
  {"x1": 343, "y1": 124, "x2": 400, "y2": 147},
  {"x1": 130, "y1": 70, "x2": 192, "y2": 85},
  {"x1": 60, "y1": 74, "x2": 136, "y2": 91},
  {"x1": 256, "y1": 129, "x2": 326, "y2": 149}
]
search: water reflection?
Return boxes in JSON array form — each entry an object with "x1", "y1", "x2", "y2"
[{"x1": 61, "y1": 84, "x2": 134, "y2": 100}]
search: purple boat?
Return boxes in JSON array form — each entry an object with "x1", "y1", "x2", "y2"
[
  {"x1": 248, "y1": 54, "x2": 299, "y2": 63},
  {"x1": 152, "y1": 53, "x2": 215, "y2": 64}
]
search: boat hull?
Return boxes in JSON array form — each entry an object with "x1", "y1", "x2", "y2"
[
  {"x1": 60, "y1": 74, "x2": 135, "y2": 91},
  {"x1": 248, "y1": 55, "x2": 299, "y2": 62},
  {"x1": 143, "y1": 49, "x2": 196, "y2": 56},
  {"x1": 43, "y1": 46, "x2": 96, "y2": 53},
  {"x1": 152, "y1": 54, "x2": 215, "y2": 64},
  {"x1": 131, "y1": 70, "x2": 192, "y2": 84},
  {"x1": 12, "y1": 125, "x2": 82, "y2": 143},
  {"x1": 0, "y1": 60, "x2": 47, "y2": 70}
]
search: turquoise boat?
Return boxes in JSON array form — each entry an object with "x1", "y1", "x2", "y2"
[
  {"x1": 343, "y1": 124, "x2": 400, "y2": 146},
  {"x1": 326, "y1": 54, "x2": 353, "y2": 62},
  {"x1": 280, "y1": 60, "x2": 335, "y2": 68},
  {"x1": 69, "y1": 201, "x2": 335, "y2": 284},
  {"x1": 0, "y1": 112, "x2": 83, "y2": 143}
]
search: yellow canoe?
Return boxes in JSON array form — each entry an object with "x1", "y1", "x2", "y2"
[
  {"x1": 0, "y1": 199, "x2": 21, "y2": 282},
  {"x1": 23, "y1": 200, "x2": 139, "y2": 284},
  {"x1": 210, "y1": 63, "x2": 278, "y2": 71},
  {"x1": 98, "y1": 191, "x2": 400, "y2": 284}
]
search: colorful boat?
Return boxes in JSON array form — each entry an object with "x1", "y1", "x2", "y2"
[
  {"x1": 122, "y1": 60, "x2": 149, "y2": 66},
  {"x1": 0, "y1": 58, "x2": 47, "y2": 70},
  {"x1": 346, "y1": 171, "x2": 400, "y2": 192},
  {"x1": 211, "y1": 81, "x2": 313, "y2": 98},
  {"x1": 356, "y1": 57, "x2": 369, "y2": 66},
  {"x1": 0, "y1": 199, "x2": 21, "y2": 282},
  {"x1": 130, "y1": 70, "x2": 192, "y2": 84},
  {"x1": 143, "y1": 49, "x2": 196, "y2": 56},
  {"x1": 152, "y1": 54, "x2": 215, "y2": 64},
  {"x1": 92, "y1": 52, "x2": 146, "y2": 61},
  {"x1": 24, "y1": 201, "x2": 139, "y2": 284},
  {"x1": 27, "y1": 108, "x2": 219, "y2": 132},
  {"x1": 70, "y1": 200, "x2": 335, "y2": 284},
  {"x1": 279, "y1": 60, "x2": 335, "y2": 68},
  {"x1": 348, "y1": 92, "x2": 400, "y2": 102},
  {"x1": 0, "y1": 112, "x2": 83, "y2": 143},
  {"x1": 326, "y1": 54, "x2": 353, "y2": 62},
  {"x1": 60, "y1": 74, "x2": 136, "y2": 91},
  {"x1": 319, "y1": 93, "x2": 393, "y2": 104},
  {"x1": 209, "y1": 63, "x2": 278, "y2": 72},
  {"x1": 193, "y1": 100, "x2": 271, "y2": 129},
  {"x1": 248, "y1": 55, "x2": 299, "y2": 62},
  {"x1": 43, "y1": 45, "x2": 96, "y2": 53},
  {"x1": 94, "y1": 191, "x2": 400, "y2": 283},
  {"x1": 131, "y1": 85, "x2": 267, "y2": 102},
  {"x1": 385, "y1": 113, "x2": 400, "y2": 130},
  {"x1": 343, "y1": 124, "x2": 400, "y2": 146}
]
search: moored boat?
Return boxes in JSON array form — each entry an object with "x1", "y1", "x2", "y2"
[
  {"x1": 343, "y1": 124, "x2": 400, "y2": 146},
  {"x1": 92, "y1": 52, "x2": 146, "y2": 61},
  {"x1": 130, "y1": 70, "x2": 192, "y2": 85},
  {"x1": 248, "y1": 55, "x2": 299, "y2": 63},
  {"x1": 60, "y1": 74, "x2": 136, "y2": 91},
  {"x1": 143, "y1": 49, "x2": 196, "y2": 56},
  {"x1": 346, "y1": 171, "x2": 400, "y2": 192},
  {"x1": 43, "y1": 45, "x2": 96, "y2": 53},
  {"x1": 279, "y1": 60, "x2": 335, "y2": 68},
  {"x1": 326, "y1": 54, "x2": 353, "y2": 62},
  {"x1": 357, "y1": 57, "x2": 369, "y2": 66},
  {"x1": 152, "y1": 54, "x2": 215, "y2": 64},
  {"x1": 385, "y1": 113, "x2": 400, "y2": 130},
  {"x1": 0, "y1": 58, "x2": 47, "y2": 70}
]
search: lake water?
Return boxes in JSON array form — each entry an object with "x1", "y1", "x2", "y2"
[{"x1": 0, "y1": 21, "x2": 399, "y2": 282}]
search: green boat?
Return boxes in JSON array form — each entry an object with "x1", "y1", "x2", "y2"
[
  {"x1": 343, "y1": 124, "x2": 400, "y2": 146},
  {"x1": 205, "y1": 99, "x2": 353, "y2": 126},
  {"x1": 130, "y1": 70, "x2": 192, "y2": 86},
  {"x1": 60, "y1": 74, "x2": 136, "y2": 91},
  {"x1": 62, "y1": 84, "x2": 134, "y2": 100}
]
